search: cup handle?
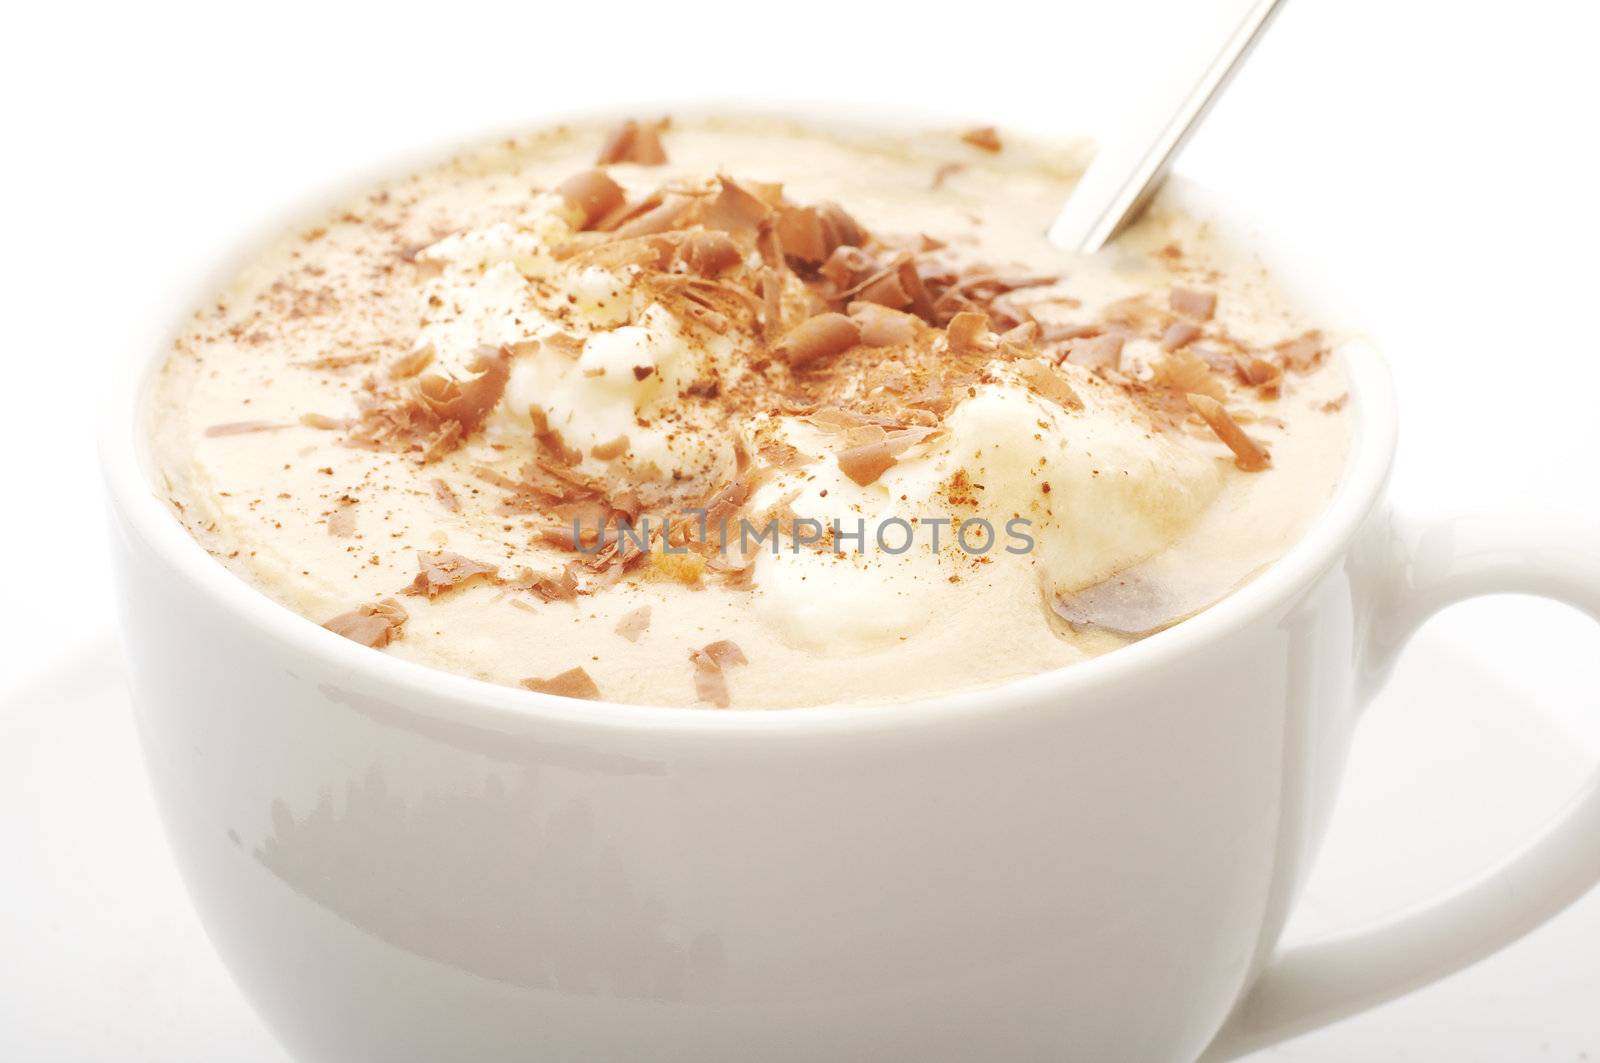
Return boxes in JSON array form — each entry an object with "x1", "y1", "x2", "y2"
[{"x1": 1202, "y1": 511, "x2": 1600, "y2": 1060}]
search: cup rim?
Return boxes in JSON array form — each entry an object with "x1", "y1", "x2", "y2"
[{"x1": 99, "y1": 112, "x2": 1398, "y2": 738}]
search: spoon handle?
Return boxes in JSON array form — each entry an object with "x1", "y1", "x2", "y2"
[{"x1": 1048, "y1": 0, "x2": 1288, "y2": 254}]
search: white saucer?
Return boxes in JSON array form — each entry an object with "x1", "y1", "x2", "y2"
[{"x1": 3, "y1": 609, "x2": 1596, "y2": 1062}]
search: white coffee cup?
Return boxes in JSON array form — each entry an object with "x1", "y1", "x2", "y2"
[{"x1": 101, "y1": 115, "x2": 1600, "y2": 1063}]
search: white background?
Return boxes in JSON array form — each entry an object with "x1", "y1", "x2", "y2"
[{"x1": 3, "y1": 0, "x2": 1599, "y2": 1059}]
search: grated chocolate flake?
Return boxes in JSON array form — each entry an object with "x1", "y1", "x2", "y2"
[
  {"x1": 521, "y1": 667, "x2": 602, "y2": 700},
  {"x1": 1169, "y1": 287, "x2": 1217, "y2": 321},
  {"x1": 322, "y1": 598, "x2": 408, "y2": 648},
  {"x1": 404, "y1": 550, "x2": 500, "y2": 598},
  {"x1": 556, "y1": 169, "x2": 627, "y2": 230},
  {"x1": 960, "y1": 126, "x2": 1003, "y2": 153},
  {"x1": 430, "y1": 478, "x2": 460, "y2": 512},
  {"x1": 615, "y1": 605, "x2": 652, "y2": 642},
  {"x1": 775, "y1": 313, "x2": 861, "y2": 369},
  {"x1": 1016, "y1": 359, "x2": 1083, "y2": 411},
  {"x1": 1186, "y1": 393, "x2": 1271, "y2": 471},
  {"x1": 689, "y1": 639, "x2": 748, "y2": 707},
  {"x1": 596, "y1": 119, "x2": 669, "y2": 166}
]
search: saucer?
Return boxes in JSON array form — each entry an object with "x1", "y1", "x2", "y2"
[{"x1": 2, "y1": 612, "x2": 1596, "y2": 1062}]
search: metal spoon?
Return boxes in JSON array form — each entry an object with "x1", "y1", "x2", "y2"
[{"x1": 1048, "y1": 0, "x2": 1288, "y2": 254}]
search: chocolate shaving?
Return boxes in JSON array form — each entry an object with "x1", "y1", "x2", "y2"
[
  {"x1": 414, "y1": 346, "x2": 511, "y2": 434},
  {"x1": 1160, "y1": 321, "x2": 1201, "y2": 351},
  {"x1": 1061, "y1": 333, "x2": 1124, "y2": 372},
  {"x1": 960, "y1": 126, "x2": 1003, "y2": 153},
  {"x1": 689, "y1": 639, "x2": 748, "y2": 708},
  {"x1": 896, "y1": 259, "x2": 938, "y2": 323},
  {"x1": 514, "y1": 563, "x2": 581, "y2": 603},
  {"x1": 1275, "y1": 331, "x2": 1328, "y2": 371},
  {"x1": 556, "y1": 169, "x2": 626, "y2": 230},
  {"x1": 835, "y1": 426, "x2": 939, "y2": 486},
  {"x1": 1043, "y1": 322, "x2": 1102, "y2": 343},
  {"x1": 820, "y1": 245, "x2": 876, "y2": 290},
  {"x1": 677, "y1": 230, "x2": 743, "y2": 277},
  {"x1": 945, "y1": 311, "x2": 994, "y2": 353},
  {"x1": 420, "y1": 421, "x2": 463, "y2": 464},
  {"x1": 327, "y1": 502, "x2": 359, "y2": 537},
  {"x1": 611, "y1": 195, "x2": 694, "y2": 239},
  {"x1": 1153, "y1": 349, "x2": 1226, "y2": 401},
  {"x1": 404, "y1": 550, "x2": 500, "y2": 598},
  {"x1": 343, "y1": 384, "x2": 455, "y2": 464},
  {"x1": 1050, "y1": 572, "x2": 1210, "y2": 638},
  {"x1": 819, "y1": 203, "x2": 867, "y2": 252},
  {"x1": 526, "y1": 408, "x2": 584, "y2": 465},
  {"x1": 388, "y1": 346, "x2": 435, "y2": 380},
  {"x1": 542, "y1": 332, "x2": 585, "y2": 358},
  {"x1": 774, "y1": 312, "x2": 860, "y2": 369},
  {"x1": 1193, "y1": 346, "x2": 1237, "y2": 373},
  {"x1": 703, "y1": 177, "x2": 774, "y2": 233},
  {"x1": 322, "y1": 598, "x2": 408, "y2": 648},
  {"x1": 1016, "y1": 359, "x2": 1083, "y2": 411},
  {"x1": 774, "y1": 206, "x2": 828, "y2": 265},
  {"x1": 808, "y1": 406, "x2": 881, "y2": 432},
  {"x1": 700, "y1": 639, "x2": 748, "y2": 669},
  {"x1": 521, "y1": 667, "x2": 602, "y2": 700},
  {"x1": 1236, "y1": 353, "x2": 1284, "y2": 397},
  {"x1": 591, "y1": 435, "x2": 630, "y2": 460},
  {"x1": 595, "y1": 119, "x2": 668, "y2": 166},
  {"x1": 836, "y1": 441, "x2": 897, "y2": 487},
  {"x1": 590, "y1": 192, "x2": 656, "y2": 233},
  {"x1": 1170, "y1": 287, "x2": 1217, "y2": 321},
  {"x1": 757, "y1": 441, "x2": 813, "y2": 469},
  {"x1": 1102, "y1": 295, "x2": 1166, "y2": 336},
  {"x1": 1187, "y1": 394, "x2": 1271, "y2": 471},
  {"x1": 856, "y1": 267, "x2": 913, "y2": 310},
  {"x1": 775, "y1": 202, "x2": 865, "y2": 266},
  {"x1": 430, "y1": 478, "x2": 460, "y2": 512},
  {"x1": 614, "y1": 605, "x2": 651, "y2": 642},
  {"x1": 849, "y1": 302, "x2": 920, "y2": 346}
]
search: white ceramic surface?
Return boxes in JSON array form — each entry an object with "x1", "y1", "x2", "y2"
[
  {"x1": 6, "y1": 617, "x2": 1599, "y2": 1063},
  {"x1": 98, "y1": 123, "x2": 1600, "y2": 1063}
]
